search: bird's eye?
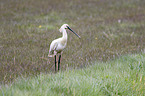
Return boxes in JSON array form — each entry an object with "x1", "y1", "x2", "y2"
[{"x1": 65, "y1": 26, "x2": 68, "y2": 29}]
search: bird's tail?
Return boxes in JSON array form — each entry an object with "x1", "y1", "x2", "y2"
[
  {"x1": 48, "y1": 50, "x2": 55, "y2": 57},
  {"x1": 48, "y1": 53, "x2": 54, "y2": 57}
]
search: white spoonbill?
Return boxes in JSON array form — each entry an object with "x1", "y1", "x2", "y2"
[{"x1": 48, "y1": 24, "x2": 81, "y2": 71}]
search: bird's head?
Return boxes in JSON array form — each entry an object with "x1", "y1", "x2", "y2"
[
  {"x1": 59, "y1": 24, "x2": 69, "y2": 32},
  {"x1": 59, "y1": 24, "x2": 81, "y2": 38}
]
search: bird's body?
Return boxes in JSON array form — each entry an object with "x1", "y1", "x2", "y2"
[
  {"x1": 48, "y1": 37, "x2": 67, "y2": 57},
  {"x1": 48, "y1": 24, "x2": 80, "y2": 71},
  {"x1": 48, "y1": 24, "x2": 68, "y2": 57}
]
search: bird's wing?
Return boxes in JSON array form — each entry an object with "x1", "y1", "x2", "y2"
[{"x1": 48, "y1": 40, "x2": 58, "y2": 57}]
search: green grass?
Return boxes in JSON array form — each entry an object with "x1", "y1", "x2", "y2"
[{"x1": 0, "y1": 53, "x2": 145, "y2": 96}]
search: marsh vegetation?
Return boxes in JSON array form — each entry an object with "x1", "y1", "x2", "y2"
[{"x1": 0, "y1": 0, "x2": 145, "y2": 86}]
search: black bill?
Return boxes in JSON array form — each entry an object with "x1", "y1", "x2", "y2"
[{"x1": 67, "y1": 26, "x2": 81, "y2": 38}]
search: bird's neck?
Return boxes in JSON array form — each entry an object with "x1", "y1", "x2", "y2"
[{"x1": 62, "y1": 29, "x2": 67, "y2": 40}]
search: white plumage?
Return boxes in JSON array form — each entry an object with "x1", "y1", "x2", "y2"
[{"x1": 48, "y1": 24, "x2": 80, "y2": 71}]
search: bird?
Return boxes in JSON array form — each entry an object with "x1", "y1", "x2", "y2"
[{"x1": 48, "y1": 24, "x2": 81, "y2": 71}]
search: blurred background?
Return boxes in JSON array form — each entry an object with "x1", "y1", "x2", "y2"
[{"x1": 0, "y1": 0, "x2": 145, "y2": 84}]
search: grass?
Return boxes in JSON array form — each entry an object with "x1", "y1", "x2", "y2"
[
  {"x1": 1, "y1": 0, "x2": 144, "y2": 95},
  {"x1": 0, "y1": 53, "x2": 145, "y2": 96},
  {"x1": 0, "y1": 0, "x2": 145, "y2": 85}
]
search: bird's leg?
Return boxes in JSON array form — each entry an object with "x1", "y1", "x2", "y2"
[
  {"x1": 58, "y1": 54, "x2": 61, "y2": 71},
  {"x1": 55, "y1": 55, "x2": 57, "y2": 72}
]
